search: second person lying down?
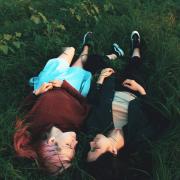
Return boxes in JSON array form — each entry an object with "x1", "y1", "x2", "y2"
[{"x1": 84, "y1": 31, "x2": 168, "y2": 163}]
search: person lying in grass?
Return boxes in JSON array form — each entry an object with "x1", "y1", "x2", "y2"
[
  {"x1": 83, "y1": 31, "x2": 169, "y2": 179},
  {"x1": 13, "y1": 32, "x2": 94, "y2": 175}
]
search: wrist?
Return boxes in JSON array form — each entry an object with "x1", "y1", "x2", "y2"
[
  {"x1": 138, "y1": 87, "x2": 146, "y2": 95},
  {"x1": 97, "y1": 76, "x2": 105, "y2": 84}
]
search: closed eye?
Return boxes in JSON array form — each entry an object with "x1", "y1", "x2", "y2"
[
  {"x1": 54, "y1": 143, "x2": 61, "y2": 151},
  {"x1": 65, "y1": 144, "x2": 72, "y2": 149}
]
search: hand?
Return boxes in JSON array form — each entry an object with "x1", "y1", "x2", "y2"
[
  {"x1": 97, "y1": 68, "x2": 115, "y2": 84},
  {"x1": 122, "y1": 79, "x2": 146, "y2": 95},
  {"x1": 49, "y1": 80, "x2": 63, "y2": 88},
  {"x1": 34, "y1": 82, "x2": 53, "y2": 95}
]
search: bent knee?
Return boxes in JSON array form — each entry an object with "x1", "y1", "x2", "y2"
[
  {"x1": 70, "y1": 46, "x2": 75, "y2": 52},
  {"x1": 65, "y1": 47, "x2": 75, "y2": 54}
]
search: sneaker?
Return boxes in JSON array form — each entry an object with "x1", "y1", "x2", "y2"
[
  {"x1": 131, "y1": 31, "x2": 141, "y2": 50},
  {"x1": 112, "y1": 43, "x2": 124, "y2": 57},
  {"x1": 82, "y1": 31, "x2": 93, "y2": 47}
]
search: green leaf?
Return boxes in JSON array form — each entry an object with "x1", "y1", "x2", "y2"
[
  {"x1": 75, "y1": 15, "x2": 81, "y2": 21},
  {"x1": 15, "y1": 32, "x2": 22, "y2": 38},
  {"x1": 38, "y1": 12, "x2": 48, "y2": 23},
  {"x1": 46, "y1": 23, "x2": 52, "y2": 33},
  {"x1": 13, "y1": 41, "x2": 21, "y2": 49},
  {"x1": 94, "y1": 15, "x2": 99, "y2": 22},
  {"x1": 104, "y1": 4, "x2": 108, "y2": 11},
  {"x1": 69, "y1": 8, "x2": 75, "y2": 15},
  {"x1": 28, "y1": 6, "x2": 34, "y2": 11},
  {"x1": 3, "y1": 34, "x2": 12, "y2": 41},
  {"x1": 0, "y1": 45, "x2": 8, "y2": 54},
  {"x1": 57, "y1": 24, "x2": 66, "y2": 31},
  {"x1": 84, "y1": 7, "x2": 90, "y2": 15},
  {"x1": 93, "y1": 5, "x2": 99, "y2": 14},
  {"x1": 31, "y1": 15, "x2": 41, "y2": 24},
  {"x1": 90, "y1": 9, "x2": 95, "y2": 15},
  {"x1": 8, "y1": 47, "x2": 15, "y2": 53}
]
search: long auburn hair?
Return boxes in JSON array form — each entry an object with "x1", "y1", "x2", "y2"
[
  {"x1": 14, "y1": 117, "x2": 38, "y2": 159},
  {"x1": 13, "y1": 117, "x2": 72, "y2": 175}
]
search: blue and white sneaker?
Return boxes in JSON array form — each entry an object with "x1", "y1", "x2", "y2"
[
  {"x1": 131, "y1": 31, "x2": 141, "y2": 50},
  {"x1": 82, "y1": 31, "x2": 93, "y2": 47},
  {"x1": 112, "y1": 43, "x2": 125, "y2": 57}
]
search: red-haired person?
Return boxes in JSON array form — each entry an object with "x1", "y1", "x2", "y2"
[{"x1": 14, "y1": 32, "x2": 93, "y2": 175}]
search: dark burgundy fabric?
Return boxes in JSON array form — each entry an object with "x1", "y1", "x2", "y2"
[{"x1": 22, "y1": 80, "x2": 90, "y2": 139}]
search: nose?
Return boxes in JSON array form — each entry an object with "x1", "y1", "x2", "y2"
[{"x1": 69, "y1": 132, "x2": 76, "y2": 139}]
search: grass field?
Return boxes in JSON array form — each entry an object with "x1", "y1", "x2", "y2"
[{"x1": 0, "y1": 0, "x2": 179, "y2": 179}]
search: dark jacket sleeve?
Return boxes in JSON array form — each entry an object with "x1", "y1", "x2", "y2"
[
  {"x1": 123, "y1": 96, "x2": 170, "y2": 151},
  {"x1": 87, "y1": 75, "x2": 116, "y2": 105},
  {"x1": 85, "y1": 76, "x2": 116, "y2": 135},
  {"x1": 87, "y1": 80, "x2": 103, "y2": 105}
]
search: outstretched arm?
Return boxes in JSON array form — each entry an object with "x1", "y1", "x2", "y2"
[
  {"x1": 87, "y1": 68, "x2": 115, "y2": 104},
  {"x1": 122, "y1": 79, "x2": 146, "y2": 95}
]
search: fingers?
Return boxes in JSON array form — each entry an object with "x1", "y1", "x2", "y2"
[
  {"x1": 43, "y1": 82, "x2": 53, "y2": 89},
  {"x1": 50, "y1": 81, "x2": 58, "y2": 87},
  {"x1": 44, "y1": 83, "x2": 53, "y2": 92},
  {"x1": 46, "y1": 84, "x2": 53, "y2": 90},
  {"x1": 41, "y1": 82, "x2": 53, "y2": 92},
  {"x1": 100, "y1": 68, "x2": 115, "y2": 77},
  {"x1": 106, "y1": 68, "x2": 114, "y2": 73},
  {"x1": 34, "y1": 82, "x2": 53, "y2": 95},
  {"x1": 123, "y1": 83, "x2": 131, "y2": 88},
  {"x1": 49, "y1": 80, "x2": 63, "y2": 87},
  {"x1": 122, "y1": 79, "x2": 134, "y2": 90},
  {"x1": 122, "y1": 79, "x2": 142, "y2": 92},
  {"x1": 40, "y1": 80, "x2": 63, "y2": 94},
  {"x1": 101, "y1": 68, "x2": 115, "y2": 73},
  {"x1": 122, "y1": 79, "x2": 133, "y2": 85}
]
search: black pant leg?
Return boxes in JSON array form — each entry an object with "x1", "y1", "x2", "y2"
[
  {"x1": 85, "y1": 54, "x2": 146, "y2": 93},
  {"x1": 84, "y1": 54, "x2": 110, "y2": 75},
  {"x1": 122, "y1": 56, "x2": 146, "y2": 89}
]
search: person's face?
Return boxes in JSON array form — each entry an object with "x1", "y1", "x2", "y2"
[
  {"x1": 48, "y1": 127, "x2": 78, "y2": 160},
  {"x1": 87, "y1": 134, "x2": 111, "y2": 162}
]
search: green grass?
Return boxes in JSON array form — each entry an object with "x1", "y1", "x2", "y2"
[{"x1": 0, "y1": 0, "x2": 179, "y2": 179}]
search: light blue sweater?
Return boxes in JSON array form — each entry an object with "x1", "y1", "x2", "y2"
[{"x1": 29, "y1": 57, "x2": 92, "y2": 97}]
